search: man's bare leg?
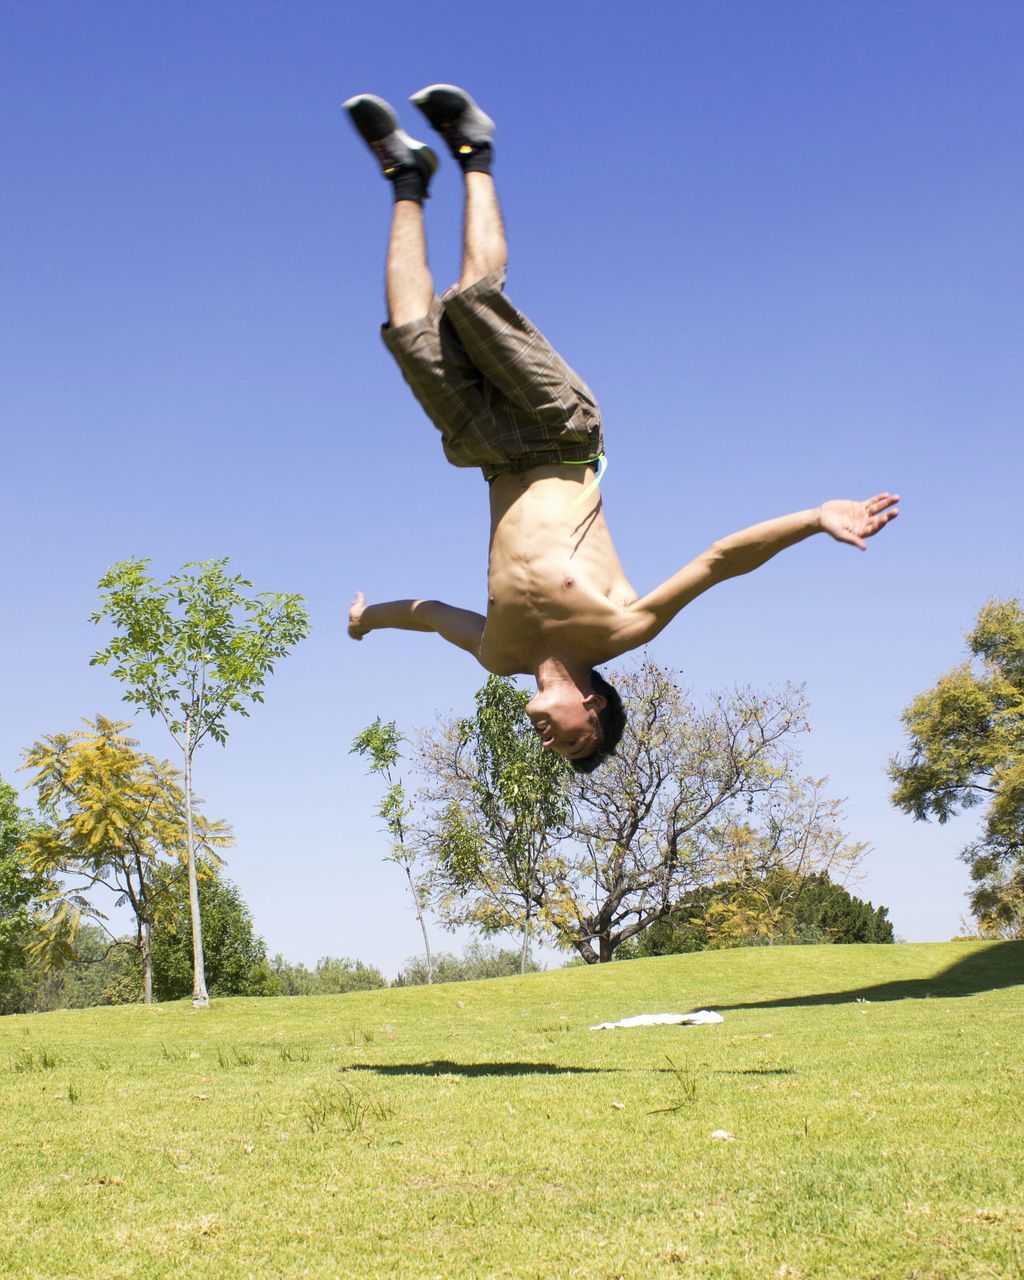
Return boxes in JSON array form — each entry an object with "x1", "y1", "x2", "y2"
[
  {"x1": 458, "y1": 172, "x2": 507, "y2": 291},
  {"x1": 386, "y1": 200, "x2": 434, "y2": 327}
]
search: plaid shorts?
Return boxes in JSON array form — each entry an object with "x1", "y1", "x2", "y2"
[{"x1": 381, "y1": 269, "x2": 604, "y2": 480}]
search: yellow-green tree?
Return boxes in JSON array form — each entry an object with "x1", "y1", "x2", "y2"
[{"x1": 21, "y1": 716, "x2": 230, "y2": 1002}]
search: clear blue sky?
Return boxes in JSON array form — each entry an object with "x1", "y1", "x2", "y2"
[{"x1": 2, "y1": 1, "x2": 1021, "y2": 974}]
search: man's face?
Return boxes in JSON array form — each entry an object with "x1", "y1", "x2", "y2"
[{"x1": 525, "y1": 684, "x2": 607, "y2": 761}]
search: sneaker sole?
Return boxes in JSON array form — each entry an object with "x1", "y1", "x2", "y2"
[
  {"x1": 343, "y1": 93, "x2": 438, "y2": 177},
  {"x1": 343, "y1": 93, "x2": 402, "y2": 143},
  {"x1": 410, "y1": 83, "x2": 495, "y2": 144}
]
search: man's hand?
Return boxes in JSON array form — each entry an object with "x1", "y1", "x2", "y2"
[
  {"x1": 348, "y1": 591, "x2": 368, "y2": 641},
  {"x1": 819, "y1": 493, "x2": 900, "y2": 551}
]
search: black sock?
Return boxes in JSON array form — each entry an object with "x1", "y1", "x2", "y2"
[
  {"x1": 459, "y1": 143, "x2": 493, "y2": 176},
  {"x1": 391, "y1": 163, "x2": 427, "y2": 204}
]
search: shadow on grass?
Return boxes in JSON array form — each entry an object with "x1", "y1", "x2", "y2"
[
  {"x1": 346, "y1": 1060, "x2": 620, "y2": 1078},
  {"x1": 716, "y1": 1068, "x2": 795, "y2": 1076},
  {"x1": 708, "y1": 940, "x2": 1024, "y2": 1012}
]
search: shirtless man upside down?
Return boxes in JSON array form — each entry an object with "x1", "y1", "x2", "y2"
[{"x1": 344, "y1": 85, "x2": 899, "y2": 772}]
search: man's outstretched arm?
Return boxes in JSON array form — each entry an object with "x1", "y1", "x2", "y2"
[
  {"x1": 620, "y1": 493, "x2": 900, "y2": 649},
  {"x1": 348, "y1": 593, "x2": 486, "y2": 658}
]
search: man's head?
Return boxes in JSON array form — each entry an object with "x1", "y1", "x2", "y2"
[{"x1": 525, "y1": 669, "x2": 626, "y2": 772}]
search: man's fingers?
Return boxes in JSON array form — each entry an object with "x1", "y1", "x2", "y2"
[{"x1": 867, "y1": 509, "x2": 899, "y2": 534}]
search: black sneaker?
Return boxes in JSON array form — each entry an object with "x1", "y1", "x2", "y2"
[
  {"x1": 343, "y1": 93, "x2": 438, "y2": 190},
  {"x1": 409, "y1": 84, "x2": 495, "y2": 164}
]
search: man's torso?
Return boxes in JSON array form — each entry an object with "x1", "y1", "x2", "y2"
[{"x1": 479, "y1": 465, "x2": 639, "y2": 674}]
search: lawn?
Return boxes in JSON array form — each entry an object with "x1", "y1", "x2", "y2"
[{"x1": 2, "y1": 940, "x2": 1022, "y2": 1279}]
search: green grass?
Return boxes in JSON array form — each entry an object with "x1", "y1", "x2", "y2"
[{"x1": 2, "y1": 941, "x2": 1022, "y2": 1279}]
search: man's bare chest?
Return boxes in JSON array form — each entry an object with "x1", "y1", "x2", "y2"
[{"x1": 479, "y1": 572, "x2": 634, "y2": 674}]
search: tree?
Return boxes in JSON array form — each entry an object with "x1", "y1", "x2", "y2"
[
  {"x1": 417, "y1": 677, "x2": 571, "y2": 973},
  {"x1": 555, "y1": 663, "x2": 818, "y2": 961},
  {"x1": 630, "y1": 870, "x2": 893, "y2": 956},
  {"x1": 415, "y1": 661, "x2": 828, "y2": 963},
  {"x1": 149, "y1": 865, "x2": 271, "y2": 1000},
  {"x1": 394, "y1": 940, "x2": 543, "y2": 986},
  {"x1": 90, "y1": 557, "x2": 310, "y2": 1006},
  {"x1": 351, "y1": 719, "x2": 435, "y2": 982},
  {"x1": 889, "y1": 597, "x2": 1024, "y2": 938},
  {"x1": 795, "y1": 872, "x2": 894, "y2": 943},
  {"x1": 1, "y1": 924, "x2": 124, "y2": 1015},
  {"x1": 266, "y1": 955, "x2": 388, "y2": 996},
  {"x1": 694, "y1": 778, "x2": 869, "y2": 947},
  {"x1": 19, "y1": 717, "x2": 229, "y2": 1002},
  {"x1": 0, "y1": 774, "x2": 54, "y2": 1005}
]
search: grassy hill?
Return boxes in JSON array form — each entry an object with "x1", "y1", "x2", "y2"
[{"x1": 3, "y1": 940, "x2": 1022, "y2": 1279}]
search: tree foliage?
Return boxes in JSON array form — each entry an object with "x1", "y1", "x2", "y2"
[
  {"x1": 630, "y1": 870, "x2": 894, "y2": 956},
  {"x1": 90, "y1": 558, "x2": 310, "y2": 748},
  {"x1": 148, "y1": 865, "x2": 271, "y2": 1001},
  {"x1": 889, "y1": 597, "x2": 1024, "y2": 937},
  {"x1": 0, "y1": 775, "x2": 54, "y2": 1001},
  {"x1": 394, "y1": 940, "x2": 543, "y2": 987},
  {"x1": 417, "y1": 677, "x2": 571, "y2": 972},
  {"x1": 90, "y1": 557, "x2": 309, "y2": 1005},
  {"x1": 265, "y1": 954, "x2": 388, "y2": 996},
  {"x1": 19, "y1": 717, "x2": 230, "y2": 1000},
  {"x1": 1, "y1": 923, "x2": 124, "y2": 1015},
  {"x1": 350, "y1": 718, "x2": 434, "y2": 981},
  {"x1": 411, "y1": 662, "x2": 866, "y2": 963}
]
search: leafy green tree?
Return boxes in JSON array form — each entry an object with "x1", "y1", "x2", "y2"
[
  {"x1": 395, "y1": 940, "x2": 543, "y2": 986},
  {"x1": 20, "y1": 717, "x2": 229, "y2": 1002},
  {"x1": 795, "y1": 872, "x2": 894, "y2": 943},
  {"x1": 1, "y1": 923, "x2": 122, "y2": 1015},
  {"x1": 0, "y1": 775, "x2": 55, "y2": 1008},
  {"x1": 417, "y1": 677, "x2": 571, "y2": 973},
  {"x1": 90, "y1": 557, "x2": 310, "y2": 1006},
  {"x1": 692, "y1": 779, "x2": 868, "y2": 947},
  {"x1": 150, "y1": 865, "x2": 270, "y2": 1000},
  {"x1": 629, "y1": 870, "x2": 893, "y2": 956},
  {"x1": 351, "y1": 718, "x2": 434, "y2": 982},
  {"x1": 889, "y1": 598, "x2": 1024, "y2": 938},
  {"x1": 266, "y1": 954, "x2": 388, "y2": 996}
]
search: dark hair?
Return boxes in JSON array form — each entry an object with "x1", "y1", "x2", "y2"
[{"x1": 569, "y1": 669, "x2": 626, "y2": 774}]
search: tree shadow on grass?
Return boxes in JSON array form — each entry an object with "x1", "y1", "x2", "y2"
[
  {"x1": 706, "y1": 941, "x2": 1024, "y2": 1012},
  {"x1": 346, "y1": 1061, "x2": 618, "y2": 1078},
  {"x1": 716, "y1": 1068, "x2": 796, "y2": 1076}
]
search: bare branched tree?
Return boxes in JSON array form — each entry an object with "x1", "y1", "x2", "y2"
[
  {"x1": 413, "y1": 661, "x2": 847, "y2": 963},
  {"x1": 556, "y1": 661, "x2": 810, "y2": 961}
]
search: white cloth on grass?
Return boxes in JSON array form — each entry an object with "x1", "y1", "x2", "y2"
[{"x1": 589, "y1": 1010, "x2": 724, "y2": 1031}]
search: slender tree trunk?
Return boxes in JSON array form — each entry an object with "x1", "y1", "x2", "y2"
[
  {"x1": 406, "y1": 865, "x2": 433, "y2": 984},
  {"x1": 520, "y1": 913, "x2": 531, "y2": 974},
  {"x1": 142, "y1": 920, "x2": 153, "y2": 1004},
  {"x1": 183, "y1": 732, "x2": 209, "y2": 1007}
]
